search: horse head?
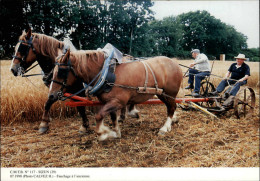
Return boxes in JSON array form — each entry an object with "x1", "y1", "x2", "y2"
[
  {"x1": 49, "y1": 49, "x2": 77, "y2": 101},
  {"x1": 10, "y1": 28, "x2": 37, "y2": 76}
]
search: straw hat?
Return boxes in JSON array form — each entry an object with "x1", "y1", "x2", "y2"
[{"x1": 234, "y1": 53, "x2": 247, "y2": 60}]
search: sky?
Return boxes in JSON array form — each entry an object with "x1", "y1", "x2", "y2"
[{"x1": 150, "y1": 0, "x2": 259, "y2": 48}]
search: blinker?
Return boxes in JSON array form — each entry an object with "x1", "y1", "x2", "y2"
[
  {"x1": 18, "y1": 43, "x2": 29, "y2": 56},
  {"x1": 57, "y1": 67, "x2": 69, "y2": 79}
]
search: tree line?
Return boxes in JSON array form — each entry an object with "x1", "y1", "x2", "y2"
[{"x1": 1, "y1": 0, "x2": 259, "y2": 61}]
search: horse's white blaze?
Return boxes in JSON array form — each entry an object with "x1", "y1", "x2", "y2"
[
  {"x1": 10, "y1": 43, "x2": 20, "y2": 72},
  {"x1": 49, "y1": 82, "x2": 54, "y2": 94},
  {"x1": 159, "y1": 117, "x2": 172, "y2": 134}
]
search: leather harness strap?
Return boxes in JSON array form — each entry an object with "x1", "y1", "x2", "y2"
[
  {"x1": 141, "y1": 61, "x2": 159, "y2": 91},
  {"x1": 141, "y1": 61, "x2": 149, "y2": 90}
]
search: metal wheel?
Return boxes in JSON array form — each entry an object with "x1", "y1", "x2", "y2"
[
  {"x1": 234, "y1": 87, "x2": 255, "y2": 118},
  {"x1": 199, "y1": 81, "x2": 216, "y2": 108}
]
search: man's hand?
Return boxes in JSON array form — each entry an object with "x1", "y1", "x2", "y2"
[
  {"x1": 189, "y1": 63, "x2": 195, "y2": 68},
  {"x1": 238, "y1": 78, "x2": 244, "y2": 82}
]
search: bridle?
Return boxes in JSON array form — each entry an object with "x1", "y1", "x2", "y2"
[
  {"x1": 12, "y1": 36, "x2": 39, "y2": 75},
  {"x1": 51, "y1": 55, "x2": 77, "y2": 100},
  {"x1": 12, "y1": 36, "x2": 36, "y2": 63}
]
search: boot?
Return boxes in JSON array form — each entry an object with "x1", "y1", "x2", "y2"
[
  {"x1": 185, "y1": 84, "x2": 194, "y2": 89},
  {"x1": 191, "y1": 91, "x2": 200, "y2": 97},
  {"x1": 210, "y1": 91, "x2": 219, "y2": 96},
  {"x1": 222, "y1": 95, "x2": 235, "y2": 108}
]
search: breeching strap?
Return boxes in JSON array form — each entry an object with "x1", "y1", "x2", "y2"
[{"x1": 140, "y1": 61, "x2": 159, "y2": 91}]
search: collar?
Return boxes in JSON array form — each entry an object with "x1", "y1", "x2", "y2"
[{"x1": 235, "y1": 62, "x2": 244, "y2": 68}]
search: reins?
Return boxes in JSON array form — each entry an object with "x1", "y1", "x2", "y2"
[
  {"x1": 13, "y1": 35, "x2": 43, "y2": 77},
  {"x1": 21, "y1": 63, "x2": 43, "y2": 77},
  {"x1": 179, "y1": 63, "x2": 239, "y2": 82}
]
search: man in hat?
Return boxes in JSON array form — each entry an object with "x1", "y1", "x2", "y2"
[
  {"x1": 211, "y1": 54, "x2": 250, "y2": 107},
  {"x1": 185, "y1": 49, "x2": 211, "y2": 97}
]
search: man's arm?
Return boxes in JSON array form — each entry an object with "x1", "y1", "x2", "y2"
[
  {"x1": 189, "y1": 54, "x2": 207, "y2": 68},
  {"x1": 225, "y1": 71, "x2": 231, "y2": 79},
  {"x1": 238, "y1": 75, "x2": 249, "y2": 82}
]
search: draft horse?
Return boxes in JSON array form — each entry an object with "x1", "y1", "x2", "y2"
[
  {"x1": 10, "y1": 29, "x2": 91, "y2": 134},
  {"x1": 10, "y1": 28, "x2": 138, "y2": 134},
  {"x1": 50, "y1": 49, "x2": 183, "y2": 141}
]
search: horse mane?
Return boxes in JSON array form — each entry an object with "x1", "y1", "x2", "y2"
[
  {"x1": 70, "y1": 50, "x2": 105, "y2": 66},
  {"x1": 19, "y1": 32, "x2": 64, "y2": 60},
  {"x1": 65, "y1": 50, "x2": 105, "y2": 81}
]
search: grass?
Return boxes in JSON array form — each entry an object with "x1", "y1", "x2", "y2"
[
  {"x1": 1, "y1": 60, "x2": 78, "y2": 125},
  {"x1": 1, "y1": 59, "x2": 259, "y2": 124}
]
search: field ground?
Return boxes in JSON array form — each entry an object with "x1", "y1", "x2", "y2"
[{"x1": 1, "y1": 59, "x2": 259, "y2": 167}]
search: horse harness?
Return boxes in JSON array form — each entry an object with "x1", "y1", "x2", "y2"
[
  {"x1": 12, "y1": 36, "x2": 36, "y2": 63},
  {"x1": 12, "y1": 36, "x2": 54, "y2": 80},
  {"x1": 51, "y1": 50, "x2": 117, "y2": 100},
  {"x1": 51, "y1": 56, "x2": 77, "y2": 90},
  {"x1": 137, "y1": 61, "x2": 163, "y2": 95}
]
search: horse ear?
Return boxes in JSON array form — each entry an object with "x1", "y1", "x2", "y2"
[
  {"x1": 26, "y1": 28, "x2": 32, "y2": 39},
  {"x1": 63, "y1": 49, "x2": 70, "y2": 63}
]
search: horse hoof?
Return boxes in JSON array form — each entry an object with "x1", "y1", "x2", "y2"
[
  {"x1": 158, "y1": 130, "x2": 166, "y2": 136},
  {"x1": 99, "y1": 131, "x2": 118, "y2": 141},
  {"x1": 116, "y1": 131, "x2": 121, "y2": 138},
  {"x1": 99, "y1": 134, "x2": 109, "y2": 141},
  {"x1": 79, "y1": 125, "x2": 88, "y2": 134},
  {"x1": 173, "y1": 118, "x2": 179, "y2": 123},
  {"x1": 118, "y1": 118, "x2": 124, "y2": 123},
  {"x1": 128, "y1": 113, "x2": 139, "y2": 119},
  {"x1": 38, "y1": 127, "x2": 49, "y2": 134}
]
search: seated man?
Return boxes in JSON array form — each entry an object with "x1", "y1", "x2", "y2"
[
  {"x1": 185, "y1": 49, "x2": 211, "y2": 96},
  {"x1": 211, "y1": 54, "x2": 250, "y2": 100}
]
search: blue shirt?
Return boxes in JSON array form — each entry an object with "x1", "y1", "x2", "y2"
[{"x1": 228, "y1": 62, "x2": 250, "y2": 80}]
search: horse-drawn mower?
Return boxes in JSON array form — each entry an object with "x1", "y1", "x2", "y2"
[{"x1": 63, "y1": 83, "x2": 256, "y2": 119}]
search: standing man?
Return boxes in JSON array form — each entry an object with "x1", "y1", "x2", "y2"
[
  {"x1": 185, "y1": 49, "x2": 211, "y2": 96},
  {"x1": 211, "y1": 54, "x2": 250, "y2": 97}
]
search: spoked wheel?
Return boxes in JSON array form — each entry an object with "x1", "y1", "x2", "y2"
[
  {"x1": 234, "y1": 87, "x2": 255, "y2": 118},
  {"x1": 199, "y1": 81, "x2": 216, "y2": 108}
]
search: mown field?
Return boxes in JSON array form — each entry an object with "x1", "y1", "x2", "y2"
[{"x1": 1, "y1": 59, "x2": 259, "y2": 167}]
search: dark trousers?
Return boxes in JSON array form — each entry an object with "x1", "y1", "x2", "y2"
[
  {"x1": 216, "y1": 79, "x2": 247, "y2": 96},
  {"x1": 188, "y1": 69, "x2": 210, "y2": 93}
]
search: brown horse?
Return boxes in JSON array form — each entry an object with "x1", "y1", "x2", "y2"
[
  {"x1": 9, "y1": 28, "x2": 138, "y2": 134},
  {"x1": 50, "y1": 49, "x2": 182, "y2": 141},
  {"x1": 10, "y1": 29, "x2": 91, "y2": 134}
]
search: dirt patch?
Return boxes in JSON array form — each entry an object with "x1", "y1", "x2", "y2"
[{"x1": 1, "y1": 103, "x2": 259, "y2": 167}]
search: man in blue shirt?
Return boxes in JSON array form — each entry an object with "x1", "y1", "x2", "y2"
[{"x1": 211, "y1": 53, "x2": 250, "y2": 98}]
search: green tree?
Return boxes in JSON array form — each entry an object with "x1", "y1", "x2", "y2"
[
  {"x1": 176, "y1": 10, "x2": 248, "y2": 59},
  {"x1": 148, "y1": 16, "x2": 183, "y2": 57},
  {"x1": 241, "y1": 48, "x2": 260, "y2": 62},
  {"x1": 25, "y1": 0, "x2": 69, "y2": 37},
  {"x1": 0, "y1": 0, "x2": 28, "y2": 57}
]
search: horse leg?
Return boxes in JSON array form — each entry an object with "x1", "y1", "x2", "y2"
[
  {"x1": 110, "y1": 111, "x2": 121, "y2": 138},
  {"x1": 77, "y1": 106, "x2": 90, "y2": 134},
  {"x1": 118, "y1": 107, "x2": 126, "y2": 123},
  {"x1": 39, "y1": 97, "x2": 56, "y2": 134},
  {"x1": 157, "y1": 95, "x2": 178, "y2": 135},
  {"x1": 95, "y1": 100, "x2": 122, "y2": 141},
  {"x1": 127, "y1": 104, "x2": 140, "y2": 118}
]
